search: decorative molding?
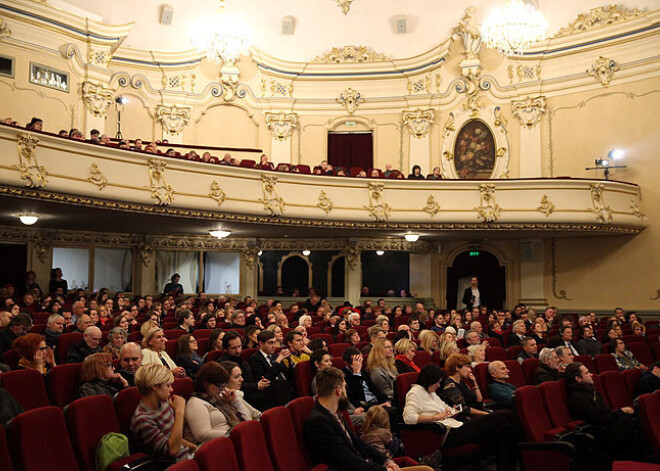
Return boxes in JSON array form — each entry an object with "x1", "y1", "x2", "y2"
[
  {"x1": 277, "y1": 251, "x2": 312, "y2": 287},
  {"x1": 589, "y1": 183, "x2": 612, "y2": 224},
  {"x1": 402, "y1": 108, "x2": 434, "y2": 138},
  {"x1": 259, "y1": 174, "x2": 285, "y2": 216},
  {"x1": 265, "y1": 112, "x2": 298, "y2": 141},
  {"x1": 630, "y1": 200, "x2": 645, "y2": 220},
  {"x1": 422, "y1": 195, "x2": 441, "y2": 217},
  {"x1": 208, "y1": 180, "x2": 226, "y2": 206},
  {"x1": 493, "y1": 106, "x2": 507, "y2": 131},
  {"x1": 650, "y1": 289, "x2": 660, "y2": 301},
  {"x1": 81, "y1": 81, "x2": 115, "y2": 118},
  {"x1": 443, "y1": 150, "x2": 454, "y2": 161},
  {"x1": 162, "y1": 73, "x2": 196, "y2": 92},
  {"x1": 476, "y1": 184, "x2": 501, "y2": 223},
  {"x1": 0, "y1": 17, "x2": 12, "y2": 38},
  {"x1": 512, "y1": 96, "x2": 547, "y2": 129},
  {"x1": 452, "y1": 7, "x2": 482, "y2": 61},
  {"x1": 407, "y1": 76, "x2": 431, "y2": 95},
  {"x1": 343, "y1": 244, "x2": 360, "y2": 271},
  {"x1": 537, "y1": 195, "x2": 555, "y2": 217},
  {"x1": 242, "y1": 245, "x2": 260, "y2": 270},
  {"x1": 554, "y1": 5, "x2": 646, "y2": 38},
  {"x1": 147, "y1": 159, "x2": 174, "y2": 206},
  {"x1": 34, "y1": 239, "x2": 50, "y2": 263},
  {"x1": 88, "y1": 163, "x2": 107, "y2": 190},
  {"x1": 15, "y1": 133, "x2": 47, "y2": 188},
  {"x1": 337, "y1": 87, "x2": 363, "y2": 114},
  {"x1": 138, "y1": 243, "x2": 154, "y2": 267},
  {"x1": 87, "y1": 49, "x2": 112, "y2": 65},
  {"x1": 261, "y1": 78, "x2": 293, "y2": 97},
  {"x1": 443, "y1": 113, "x2": 455, "y2": 136},
  {"x1": 317, "y1": 190, "x2": 333, "y2": 214},
  {"x1": 312, "y1": 45, "x2": 388, "y2": 63},
  {"x1": 364, "y1": 183, "x2": 391, "y2": 222},
  {"x1": 587, "y1": 56, "x2": 619, "y2": 87},
  {"x1": 336, "y1": 0, "x2": 353, "y2": 15},
  {"x1": 156, "y1": 105, "x2": 191, "y2": 136},
  {"x1": 549, "y1": 238, "x2": 572, "y2": 300}
]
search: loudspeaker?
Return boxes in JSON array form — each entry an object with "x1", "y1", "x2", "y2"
[
  {"x1": 395, "y1": 16, "x2": 407, "y2": 34},
  {"x1": 521, "y1": 240, "x2": 536, "y2": 262},
  {"x1": 160, "y1": 5, "x2": 174, "y2": 25},
  {"x1": 282, "y1": 16, "x2": 294, "y2": 35}
]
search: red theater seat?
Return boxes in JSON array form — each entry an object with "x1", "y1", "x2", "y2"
[
  {"x1": 627, "y1": 342, "x2": 653, "y2": 366},
  {"x1": 47, "y1": 363, "x2": 82, "y2": 408},
  {"x1": 229, "y1": 420, "x2": 275, "y2": 471},
  {"x1": 57, "y1": 333, "x2": 83, "y2": 364},
  {"x1": 594, "y1": 354, "x2": 618, "y2": 373},
  {"x1": 172, "y1": 377, "x2": 194, "y2": 400},
  {"x1": 503, "y1": 360, "x2": 526, "y2": 387},
  {"x1": 0, "y1": 369, "x2": 49, "y2": 410},
  {"x1": 599, "y1": 371, "x2": 632, "y2": 409},
  {"x1": 194, "y1": 437, "x2": 239, "y2": 471},
  {"x1": 2, "y1": 349, "x2": 20, "y2": 370},
  {"x1": 537, "y1": 380, "x2": 586, "y2": 431},
  {"x1": 522, "y1": 358, "x2": 540, "y2": 385},
  {"x1": 261, "y1": 406, "x2": 312, "y2": 471},
  {"x1": 328, "y1": 342, "x2": 350, "y2": 357},
  {"x1": 485, "y1": 346, "x2": 507, "y2": 362},
  {"x1": 574, "y1": 355, "x2": 596, "y2": 374},
  {"x1": 620, "y1": 369, "x2": 642, "y2": 398},
  {"x1": 169, "y1": 460, "x2": 199, "y2": 471},
  {"x1": 294, "y1": 360, "x2": 313, "y2": 397},
  {"x1": 114, "y1": 386, "x2": 141, "y2": 437},
  {"x1": 0, "y1": 425, "x2": 14, "y2": 471},
  {"x1": 413, "y1": 350, "x2": 432, "y2": 368},
  {"x1": 286, "y1": 396, "x2": 314, "y2": 456},
  {"x1": 637, "y1": 392, "x2": 660, "y2": 454}
]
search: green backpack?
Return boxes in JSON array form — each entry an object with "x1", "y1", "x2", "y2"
[{"x1": 96, "y1": 432, "x2": 130, "y2": 471}]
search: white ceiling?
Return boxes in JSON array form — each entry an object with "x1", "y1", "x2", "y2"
[{"x1": 52, "y1": 0, "x2": 657, "y2": 62}]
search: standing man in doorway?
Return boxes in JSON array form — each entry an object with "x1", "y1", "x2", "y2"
[{"x1": 462, "y1": 276, "x2": 482, "y2": 311}]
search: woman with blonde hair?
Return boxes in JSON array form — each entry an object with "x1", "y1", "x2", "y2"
[
  {"x1": 436, "y1": 337, "x2": 459, "y2": 367},
  {"x1": 141, "y1": 315, "x2": 160, "y2": 338},
  {"x1": 394, "y1": 338, "x2": 421, "y2": 374},
  {"x1": 374, "y1": 315, "x2": 390, "y2": 332},
  {"x1": 141, "y1": 327, "x2": 186, "y2": 378},
  {"x1": 366, "y1": 339, "x2": 398, "y2": 401},
  {"x1": 467, "y1": 344, "x2": 487, "y2": 367},
  {"x1": 103, "y1": 327, "x2": 127, "y2": 360},
  {"x1": 266, "y1": 324, "x2": 284, "y2": 348},
  {"x1": 78, "y1": 352, "x2": 128, "y2": 398},
  {"x1": 418, "y1": 330, "x2": 438, "y2": 354}
]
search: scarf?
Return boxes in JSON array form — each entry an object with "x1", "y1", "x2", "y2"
[
  {"x1": 194, "y1": 392, "x2": 245, "y2": 427},
  {"x1": 18, "y1": 358, "x2": 46, "y2": 375},
  {"x1": 395, "y1": 354, "x2": 420, "y2": 373}
]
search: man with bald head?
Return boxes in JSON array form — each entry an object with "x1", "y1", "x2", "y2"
[
  {"x1": 119, "y1": 342, "x2": 143, "y2": 386},
  {"x1": 73, "y1": 313, "x2": 92, "y2": 333},
  {"x1": 487, "y1": 360, "x2": 516, "y2": 408},
  {"x1": 66, "y1": 326, "x2": 103, "y2": 363}
]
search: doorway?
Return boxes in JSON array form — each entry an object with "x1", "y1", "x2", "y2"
[
  {"x1": 446, "y1": 250, "x2": 506, "y2": 310},
  {"x1": 327, "y1": 132, "x2": 373, "y2": 170}
]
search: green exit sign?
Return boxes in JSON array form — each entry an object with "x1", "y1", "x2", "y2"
[{"x1": 469, "y1": 251, "x2": 480, "y2": 256}]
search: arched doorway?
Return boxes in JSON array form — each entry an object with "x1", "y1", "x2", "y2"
[{"x1": 446, "y1": 250, "x2": 505, "y2": 310}]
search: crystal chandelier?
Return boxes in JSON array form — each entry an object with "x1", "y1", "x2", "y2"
[
  {"x1": 481, "y1": 0, "x2": 547, "y2": 56},
  {"x1": 191, "y1": 0, "x2": 251, "y2": 66}
]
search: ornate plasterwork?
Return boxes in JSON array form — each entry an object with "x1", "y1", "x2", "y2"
[
  {"x1": 549, "y1": 238, "x2": 572, "y2": 300},
  {"x1": 317, "y1": 190, "x2": 333, "y2": 214},
  {"x1": 242, "y1": 245, "x2": 260, "y2": 270},
  {"x1": 364, "y1": 183, "x2": 391, "y2": 222},
  {"x1": 313, "y1": 45, "x2": 388, "y2": 63},
  {"x1": 88, "y1": 163, "x2": 107, "y2": 190},
  {"x1": 34, "y1": 239, "x2": 50, "y2": 263},
  {"x1": 162, "y1": 74, "x2": 196, "y2": 92},
  {"x1": 508, "y1": 64, "x2": 542, "y2": 84},
  {"x1": 476, "y1": 184, "x2": 501, "y2": 223},
  {"x1": 452, "y1": 7, "x2": 482, "y2": 61},
  {"x1": 443, "y1": 113, "x2": 455, "y2": 136},
  {"x1": 147, "y1": 159, "x2": 174, "y2": 206},
  {"x1": 402, "y1": 108, "x2": 434, "y2": 138},
  {"x1": 651, "y1": 290, "x2": 660, "y2": 301},
  {"x1": 423, "y1": 195, "x2": 441, "y2": 217},
  {"x1": 343, "y1": 245, "x2": 360, "y2": 270},
  {"x1": 259, "y1": 174, "x2": 285, "y2": 216},
  {"x1": 15, "y1": 133, "x2": 47, "y2": 188},
  {"x1": 512, "y1": 96, "x2": 547, "y2": 129},
  {"x1": 265, "y1": 112, "x2": 298, "y2": 141},
  {"x1": 138, "y1": 243, "x2": 154, "y2": 267},
  {"x1": 156, "y1": 105, "x2": 191, "y2": 136},
  {"x1": 407, "y1": 76, "x2": 431, "y2": 95},
  {"x1": 537, "y1": 195, "x2": 555, "y2": 217},
  {"x1": 336, "y1": 0, "x2": 353, "y2": 15},
  {"x1": 587, "y1": 56, "x2": 619, "y2": 87},
  {"x1": 337, "y1": 88, "x2": 363, "y2": 115},
  {"x1": 87, "y1": 49, "x2": 112, "y2": 65},
  {"x1": 209, "y1": 180, "x2": 226, "y2": 206},
  {"x1": 261, "y1": 78, "x2": 293, "y2": 97},
  {"x1": 0, "y1": 18, "x2": 12, "y2": 38},
  {"x1": 554, "y1": 5, "x2": 646, "y2": 38},
  {"x1": 630, "y1": 200, "x2": 645, "y2": 220},
  {"x1": 589, "y1": 183, "x2": 612, "y2": 224},
  {"x1": 81, "y1": 81, "x2": 115, "y2": 118},
  {"x1": 493, "y1": 107, "x2": 507, "y2": 133}
]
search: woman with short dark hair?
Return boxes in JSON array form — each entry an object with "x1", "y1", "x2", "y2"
[
  {"x1": 78, "y1": 352, "x2": 127, "y2": 398},
  {"x1": 176, "y1": 334, "x2": 203, "y2": 378}
]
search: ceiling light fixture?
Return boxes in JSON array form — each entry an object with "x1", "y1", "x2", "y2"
[
  {"x1": 376, "y1": 250, "x2": 385, "y2": 256},
  {"x1": 191, "y1": 0, "x2": 251, "y2": 66},
  {"x1": 481, "y1": 0, "x2": 547, "y2": 56},
  {"x1": 302, "y1": 249, "x2": 311, "y2": 256},
  {"x1": 404, "y1": 233, "x2": 420, "y2": 242},
  {"x1": 19, "y1": 215, "x2": 38, "y2": 225},
  {"x1": 209, "y1": 230, "x2": 231, "y2": 238}
]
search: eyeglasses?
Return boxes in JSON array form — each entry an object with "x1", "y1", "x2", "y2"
[{"x1": 38, "y1": 346, "x2": 48, "y2": 351}]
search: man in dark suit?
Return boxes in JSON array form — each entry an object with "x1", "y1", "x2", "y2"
[
  {"x1": 247, "y1": 330, "x2": 295, "y2": 407},
  {"x1": 461, "y1": 276, "x2": 481, "y2": 311},
  {"x1": 342, "y1": 347, "x2": 391, "y2": 410},
  {"x1": 304, "y1": 367, "x2": 415, "y2": 471},
  {"x1": 547, "y1": 325, "x2": 579, "y2": 356}
]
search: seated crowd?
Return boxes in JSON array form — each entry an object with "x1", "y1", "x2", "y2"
[
  {"x1": 2, "y1": 117, "x2": 444, "y2": 179},
  {"x1": 0, "y1": 274, "x2": 659, "y2": 470}
]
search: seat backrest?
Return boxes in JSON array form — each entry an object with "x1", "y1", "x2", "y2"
[
  {"x1": 310, "y1": 333, "x2": 333, "y2": 345},
  {"x1": 506, "y1": 346, "x2": 522, "y2": 360},
  {"x1": 114, "y1": 386, "x2": 142, "y2": 436},
  {"x1": 168, "y1": 460, "x2": 200, "y2": 471},
  {"x1": 241, "y1": 348, "x2": 257, "y2": 363},
  {"x1": 538, "y1": 380, "x2": 573, "y2": 428},
  {"x1": 172, "y1": 377, "x2": 194, "y2": 400},
  {"x1": 599, "y1": 371, "x2": 632, "y2": 409},
  {"x1": 164, "y1": 329, "x2": 188, "y2": 340},
  {"x1": 627, "y1": 343, "x2": 653, "y2": 366},
  {"x1": 192, "y1": 329, "x2": 211, "y2": 340},
  {"x1": 47, "y1": 363, "x2": 82, "y2": 407},
  {"x1": 574, "y1": 355, "x2": 596, "y2": 374},
  {"x1": 413, "y1": 350, "x2": 432, "y2": 368},
  {"x1": 594, "y1": 354, "x2": 618, "y2": 373},
  {"x1": 394, "y1": 372, "x2": 419, "y2": 410},
  {"x1": 286, "y1": 396, "x2": 315, "y2": 449},
  {"x1": 165, "y1": 339, "x2": 178, "y2": 359},
  {"x1": 0, "y1": 369, "x2": 49, "y2": 410},
  {"x1": 512, "y1": 385, "x2": 554, "y2": 442},
  {"x1": 621, "y1": 368, "x2": 642, "y2": 398},
  {"x1": 521, "y1": 358, "x2": 540, "y2": 385},
  {"x1": 294, "y1": 360, "x2": 313, "y2": 397},
  {"x1": 65, "y1": 395, "x2": 120, "y2": 471},
  {"x1": 194, "y1": 437, "x2": 239, "y2": 471},
  {"x1": 261, "y1": 406, "x2": 309, "y2": 471},
  {"x1": 637, "y1": 392, "x2": 660, "y2": 453},
  {"x1": 2, "y1": 349, "x2": 20, "y2": 370},
  {"x1": 503, "y1": 360, "x2": 526, "y2": 387},
  {"x1": 485, "y1": 346, "x2": 507, "y2": 362},
  {"x1": 0, "y1": 425, "x2": 14, "y2": 471},
  {"x1": 7, "y1": 406, "x2": 80, "y2": 471},
  {"x1": 473, "y1": 362, "x2": 492, "y2": 399},
  {"x1": 57, "y1": 333, "x2": 84, "y2": 364},
  {"x1": 328, "y1": 343, "x2": 350, "y2": 357},
  {"x1": 229, "y1": 420, "x2": 274, "y2": 471}
]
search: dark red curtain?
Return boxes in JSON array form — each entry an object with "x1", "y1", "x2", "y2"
[{"x1": 327, "y1": 132, "x2": 373, "y2": 170}]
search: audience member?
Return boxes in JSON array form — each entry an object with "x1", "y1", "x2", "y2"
[
  {"x1": 487, "y1": 361, "x2": 516, "y2": 408},
  {"x1": 66, "y1": 326, "x2": 103, "y2": 363},
  {"x1": 360, "y1": 405, "x2": 400, "y2": 459},
  {"x1": 533, "y1": 347, "x2": 561, "y2": 384},
  {"x1": 507, "y1": 320, "x2": 526, "y2": 347},
  {"x1": 282, "y1": 330, "x2": 310, "y2": 367},
  {"x1": 247, "y1": 330, "x2": 294, "y2": 408},
  {"x1": 635, "y1": 361, "x2": 660, "y2": 396},
  {"x1": 176, "y1": 334, "x2": 203, "y2": 378},
  {"x1": 548, "y1": 325, "x2": 579, "y2": 356},
  {"x1": 103, "y1": 327, "x2": 126, "y2": 360},
  {"x1": 576, "y1": 325, "x2": 602, "y2": 357},
  {"x1": 14, "y1": 333, "x2": 55, "y2": 374},
  {"x1": 610, "y1": 338, "x2": 645, "y2": 371},
  {"x1": 218, "y1": 360, "x2": 261, "y2": 420},
  {"x1": 119, "y1": 342, "x2": 142, "y2": 386},
  {"x1": 441, "y1": 353, "x2": 487, "y2": 417},
  {"x1": 0, "y1": 313, "x2": 32, "y2": 355},
  {"x1": 394, "y1": 338, "x2": 420, "y2": 374},
  {"x1": 418, "y1": 330, "x2": 438, "y2": 354},
  {"x1": 467, "y1": 344, "x2": 487, "y2": 367},
  {"x1": 516, "y1": 337, "x2": 537, "y2": 364},
  {"x1": 44, "y1": 313, "x2": 65, "y2": 349},
  {"x1": 366, "y1": 339, "x2": 398, "y2": 402},
  {"x1": 176, "y1": 310, "x2": 195, "y2": 333},
  {"x1": 141, "y1": 327, "x2": 186, "y2": 378},
  {"x1": 78, "y1": 352, "x2": 127, "y2": 398}
]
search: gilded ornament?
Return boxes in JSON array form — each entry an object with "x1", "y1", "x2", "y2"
[
  {"x1": 443, "y1": 150, "x2": 454, "y2": 161},
  {"x1": 507, "y1": 65, "x2": 514, "y2": 84},
  {"x1": 554, "y1": 5, "x2": 645, "y2": 38},
  {"x1": 512, "y1": 96, "x2": 547, "y2": 129},
  {"x1": 220, "y1": 73, "x2": 240, "y2": 101},
  {"x1": 550, "y1": 238, "x2": 572, "y2": 300},
  {"x1": 81, "y1": 81, "x2": 115, "y2": 118},
  {"x1": 209, "y1": 180, "x2": 226, "y2": 206},
  {"x1": 402, "y1": 109, "x2": 434, "y2": 138},
  {"x1": 34, "y1": 240, "x2": 49, "y2": 263},
  {"x1": 443, "y1": 113, "x2": 455, "y2": 136},
  {"x1": 265, "y1": 112, "x2": 298, "y2": 141},
  {"x1": 407, "y1": 76, "x2": 431, "y2": 95},
  {"x1": 452, "y1": 7, "x2": 482, "y2": 60},
  {"x1": 87, "y1": 49, "x2": 112, "y2": 65},
  {"x1": 587, "y1": 56, "x2": 619, "y2": 87},
  {"x1": 0, "y1": 18, "x2": 12, "y2": 38},
  {"x1": 15, "y1": 133, "x2": 47, "y2": 188},
  {"x1": 476, "y1": 184, "x2": 501, "y2": 223},
  {"x1": 337, "y1": 88, "x2": 364, "y2": 115},
  {"x1": 88, "y1": 163, "x2": 107, "y2": 190},
  {"x1": 537, "y1": 195, "x2": 554, "y2": 217},
  {"x1": 516, "y1": 64, "x2": 541, "y2": 82},
  {"x1": 630, "y1": 200, "x2": 645, "y2": 220},
  {"x1": 423, "y1": 195, "x2": 441, "y2": 217},
  {"x1": 364, "y1": 183, "x2": 391, "y2": 222},
  {"x1": 317, "y1": 191, "x2": 333, "y2": 214},
  {"x1": 589, "y1": 183, "x2": 612, "y2": 224},
  {"x1": 242, "y1": 246, "x2": 260, "y2": 270},
  {"x1": 138, "y1": 244, "x2": 154, "y2": 267},
  {"x1": 147, "y1": 159, "x2": 174, "y2": 206},
  {"x1": 156, "y1": 105, "x2": 191, "y2": 136},
  {"x1": 336, "y1": 0, "x2": 353, "y2": 15},
  {"x1": 259, "y1": 175, "x2": 285, "y2": 216},
  {"x1": 343, "y1": 245, "x2": 360, "y2": 270},
  {"x1": 313, "y1": 45, "x2": 388, "y2": 63},
  {"x1": 493, "y1": 106, "x2": 507, "y2": 130}
]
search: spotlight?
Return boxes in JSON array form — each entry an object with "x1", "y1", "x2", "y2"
[
  {"x1": 587, "y1": 150, "x2": 627, "y2": 180},
  {"x1": 594, "y1": 158, "x2": 609, "y2": 167},
  {"x1": 608, "y1": 149, "x2": 625, "y2": 160},
  {"x1": 115, "y1": 96, "x2": 128, "y2": 104},
  {"x1": 404, "y1": 233, "x2": 420, "y2": 242},
  {"x1": 302, "y1": 249, "x2": 311, "y2": 256},
  {"x1": 258, "y1": 250, "x2": 263, "y2": 257},
  {"x1": 376, "y1": 250, "x2": 385, "y2": 256},
  {"x1": 19, "y1": 215, "x2": 38, "y2": 225},
  {"x1": 209, "y1": 230, "x2": 231, "y2": 238}
]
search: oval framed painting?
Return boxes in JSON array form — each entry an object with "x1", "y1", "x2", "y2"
[{"x1": 453, "y1": 120, "x2": 496, "y2": 179}]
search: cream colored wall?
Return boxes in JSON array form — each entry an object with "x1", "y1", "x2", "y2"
[{"x1": 541, "y1": 77, "x2": 660, "y2": 310}]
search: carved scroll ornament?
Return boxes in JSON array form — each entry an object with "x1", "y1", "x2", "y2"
[
  {"x1": 512, "y1": 96, "x2": 547, "y2": 129},
  {"x1": 15, "y1": 133, "x2": 47, "y2": 188},
  {"x1": 265, "y1": 112, "x2": 298, "y2": 141},
  {"x1": 156, "y1": 105, "x2": 191, "y2": 136},
  {"x1": 402, "y1": 109, "x2": 435, "y2": 138}
]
